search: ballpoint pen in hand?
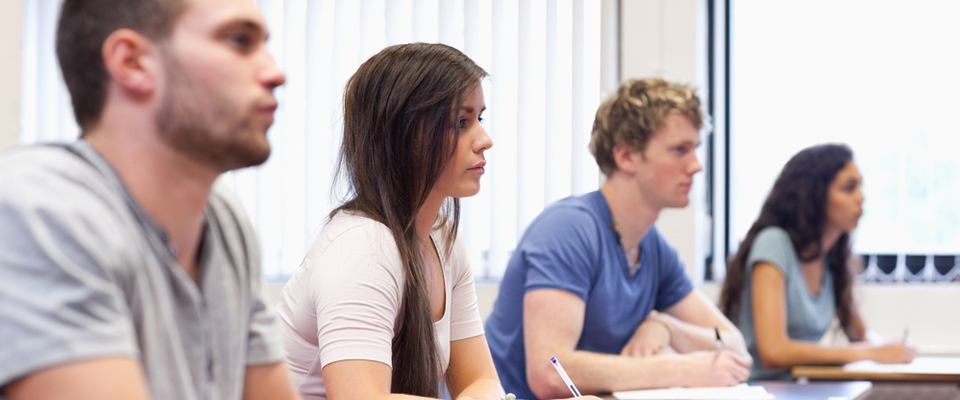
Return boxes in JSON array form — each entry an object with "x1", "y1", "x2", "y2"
[{"x1": 550, "y1": 357, "x2": 582, "y2": 397}]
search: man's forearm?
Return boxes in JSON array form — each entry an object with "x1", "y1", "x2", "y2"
[
  {"x1": 654, "y1": 313, "x2": 748, "y2": 356},
  {"x1": 536, "y1": 350, "x2": 693, "y2": 397}
]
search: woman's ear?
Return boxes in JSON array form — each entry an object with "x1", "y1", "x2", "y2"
[{"x1": 101, "y1": 28, "x2": 160, "y2": 95}]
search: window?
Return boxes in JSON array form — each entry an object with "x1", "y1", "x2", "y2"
[
  {"x1": 712, "y1": 0, "x2": 960, "y2": 282},
  {"x1": 20, "y1": 0, "x2": 606, "y2": 280}
]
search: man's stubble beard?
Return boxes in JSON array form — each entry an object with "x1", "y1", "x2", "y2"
[{"x1": 155, "y1": 54, "x2": 272, "y2": 173}]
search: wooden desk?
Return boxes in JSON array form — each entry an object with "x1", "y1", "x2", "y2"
[
  {"x1": 792, "y1": 356, "x2": 960, "y2": 382},
  {"x1": 599, "y1": 380, "x2": 872, "y2": 400}
]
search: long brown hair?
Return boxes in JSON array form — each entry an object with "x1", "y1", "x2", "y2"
[
  {"x1": 334, "y1": 43, "x2": 487, "y2": 396},
  {"x1": 720, "y1": 144, "x2": 861, "y2": 341}
]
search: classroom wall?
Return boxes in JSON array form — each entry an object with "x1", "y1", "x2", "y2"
[
  {"x1": 620, "y1": 0, "x2": 704, "y2": 282},
  {"x1": 618, "y1": 0, "x2": 960, "y2": 354},
  {"x1": 0, "y1": 0, "x2": 23, "y2": 150}
]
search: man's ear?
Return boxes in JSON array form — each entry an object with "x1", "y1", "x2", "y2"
[
  {"x1": 611, "y1": 143, "x2": 640, "y2": 174},
  {"x1": 101, "y1": 28, "x2": 161, "y2": 95}
]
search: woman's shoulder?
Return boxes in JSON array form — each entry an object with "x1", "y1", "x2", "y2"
[
  {"x1": 321, "y1": 210, "x2": 396, "y2": 242},
  {"x1": 753, "y1": 225, "x2": 792, "y2": 245},
  {"x1": 303, "y1": 210, "x2": 402, "y2": 267},
  {"x1": 747, "y1": 225, "x2": 799, "y2": 271},
  {"x1": 428, "y1": 215, "x2": 470, "y2": 271}
]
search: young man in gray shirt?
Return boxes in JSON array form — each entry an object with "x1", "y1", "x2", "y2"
[{"x1": 0, "y1": 0, "x2": 301, "y2": 399}]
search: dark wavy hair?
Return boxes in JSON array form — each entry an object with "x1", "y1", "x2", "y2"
[
  {"x1": 333, "y1": 43, "x2": 487, "y2": 396},
  {"x1": 720, "y1": 144, "x2": 861, "y2": 341}
]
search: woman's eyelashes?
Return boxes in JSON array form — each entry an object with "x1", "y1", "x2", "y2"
[
  {"x1": 842, "y1": 178, "x2": 861, "y2": 193},
  {"x1": 457, "y1": 115, "x2": 484, "y2": 129}
]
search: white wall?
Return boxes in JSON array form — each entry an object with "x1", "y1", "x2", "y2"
[
  {"x1": 619, "y1": 0, "x2": 960, "y2": 354},
  {"x1": 620, "y1": 0, "x2": 705, "y2": 282},
  {"x1": 1, "y1": 0, "x2": 23, "y2": 149}
]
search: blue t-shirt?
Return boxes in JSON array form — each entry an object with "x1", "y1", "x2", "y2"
[
  {"x1": 737, "y1": 226, "x2": 835, "y2": 380},
  {"x1": 483, "y1": 191, "x2": 694, "y2": 400}
]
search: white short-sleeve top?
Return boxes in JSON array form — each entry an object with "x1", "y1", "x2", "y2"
[{"x1": 276, "y1": 210, "x2": 485, "y2": 400}]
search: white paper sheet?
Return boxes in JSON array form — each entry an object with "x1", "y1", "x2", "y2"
[
  {"x1": 612, "y1": 383, "x2": 775, "y2": 399},
  {"x1": 842, "y1": 356, "x2": 960, "y2": 375}
]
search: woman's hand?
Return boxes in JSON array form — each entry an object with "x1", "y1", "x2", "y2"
[
  {"x1": 485, "y1": 394, "x2": 602, "y2": 400},
  {"x1": 868, "y1": 342, "x2": 917, "y2": 364}
]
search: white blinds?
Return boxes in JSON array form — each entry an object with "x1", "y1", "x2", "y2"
[{"x1": 21, "y1": 0, "x2": 604, "y2": 280}]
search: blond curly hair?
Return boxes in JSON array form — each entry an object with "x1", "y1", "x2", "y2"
[{"x1": 589, "y1": 78, "x2": 705, "y2": 176}]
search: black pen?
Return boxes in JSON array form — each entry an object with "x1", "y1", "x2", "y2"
[{"x1": 715, "y1": 326, "x2": 723, "y2": 352}]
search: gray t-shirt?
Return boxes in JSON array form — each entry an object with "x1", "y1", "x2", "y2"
[
  {"x1": 0, "y1": 141, "x2": 283, "y2": 399},
  {"x1": 737, "y1": 226, "x2": 835, "y2": 380}
]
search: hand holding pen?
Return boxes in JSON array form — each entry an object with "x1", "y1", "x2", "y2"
[
  {"x1": 547, "y1": 357, "x2": 604, "y2": 400},
  {"x1": 550, "y1": 357, "x2": 581, "y2": 397}
]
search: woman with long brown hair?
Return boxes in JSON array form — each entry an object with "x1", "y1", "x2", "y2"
[
  {"x1": 275, "y1": 43, "x2": 597, "y2": 400},
  {"x1": 719, "y1": 144, "x2": 916, "y2": 380}
]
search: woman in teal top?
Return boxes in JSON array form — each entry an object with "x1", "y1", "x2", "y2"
[{"x1": 719, "y1": 144, "x2": 916, "y2": 380}]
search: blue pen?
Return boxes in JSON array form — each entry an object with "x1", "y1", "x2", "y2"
[{"x1": 550, "y1": 357, "x2": 582, "y2": 397}]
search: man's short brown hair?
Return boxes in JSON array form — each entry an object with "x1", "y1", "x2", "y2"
[
  {"x1": 589, "y1": 78, "x2": 705, "y2": 176},
  {"x1": 56, "y1": 0, "x2": 186, "y2": 130}
]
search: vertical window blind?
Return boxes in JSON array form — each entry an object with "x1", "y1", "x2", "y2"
[{"x1": 21, "y1": 0, "x2": 604, "y2": 280}]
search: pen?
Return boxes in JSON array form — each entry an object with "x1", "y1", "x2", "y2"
[
  {"x1": 550, "y1": 357, "x2": 582, "y2": 397},
  {"x1": 903, "y1": 328, "x2": 909, "y2": 344},
  {"x1": 715, "y1": 327, "x2": 723, "y2": 352}
]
